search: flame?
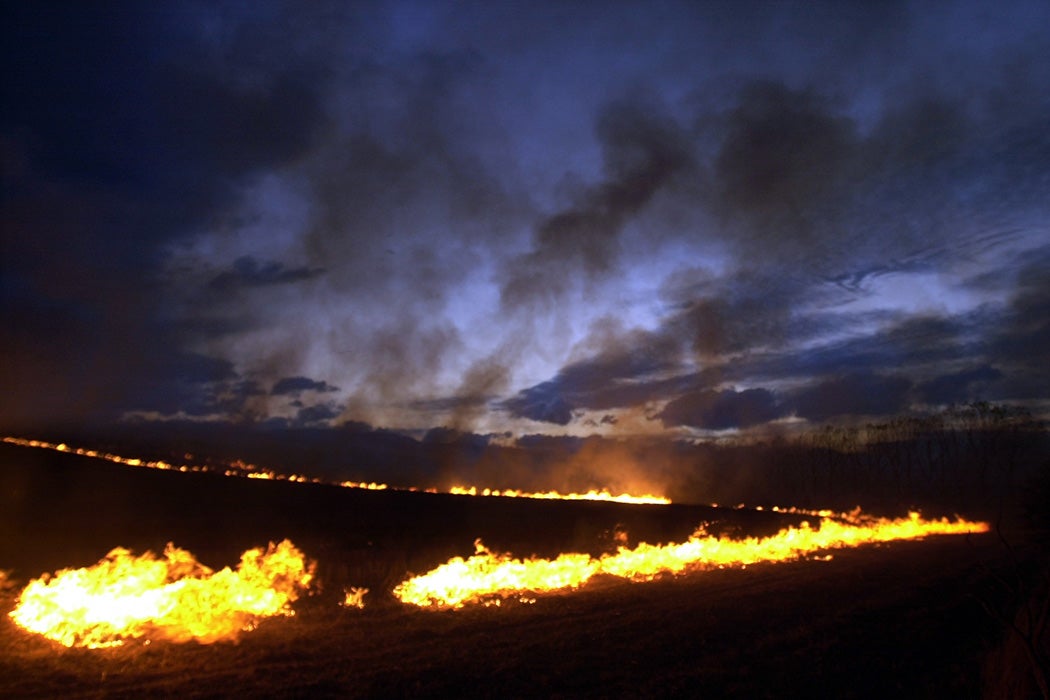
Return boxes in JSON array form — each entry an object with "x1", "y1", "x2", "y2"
[
  {"x1": 394, "y1": 540, "x2": 599, "y2": 609},
  {"x1": 449, "y1": 486, "x2": 670, "y2": 505},
  {"x1": 9, "y1": 540, "x2": 315, "y2": 648},
  {"x1": 340, "y1": 586, "x2": 369, "y2": 609},
  {"x1": 393, "y1": 511, "x2": 988, "y2": 609},
  {"x1": 340, "y1": 480, "x2": 388, "y2": 491},
  {"x1": 2, "y1": 437, "x2": 669, "y2": 505}
]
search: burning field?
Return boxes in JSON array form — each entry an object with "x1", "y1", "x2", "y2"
[
  {"x1": 0, "y1": 438, "x2": 1043, "y2": 697},
  {"x1": 9, "y1": 539, "x2": 314, "y2": 649}
]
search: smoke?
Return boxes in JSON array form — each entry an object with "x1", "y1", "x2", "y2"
[
  {"x1": 2, "y1": 1, "x2": 1048, "y2": 436},
  {"x1": 500, "y1": 98, "x2": 692, "y2": 311}
]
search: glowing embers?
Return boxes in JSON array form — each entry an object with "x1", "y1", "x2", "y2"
[
  {"x1": 393, "y1": 512, "x2": 989, "y2": 609},
  {"x1": 449, "y1": 486, "x2": 670, "y2": 505},
  {"x1": 9, "y1": 540, "x2": 315, "y2": 648}
]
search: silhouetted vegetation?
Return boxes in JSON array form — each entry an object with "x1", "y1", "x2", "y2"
[
  {"x1": 676, "y1": 403, "x2": 1048, "y2": 518},
  {"x1": 17, "y1": 402, "x2": 1048, "y2": 522}
]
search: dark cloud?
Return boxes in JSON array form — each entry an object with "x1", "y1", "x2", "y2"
[
  {"x1": 747, "y1": 313, "x2": 979, "y2": 385},
  {"x1": 916, "y1": 365, "x2": 1004, "y2": 406},
  {"x1": 500, "y1": 98, "x2": 692, "y2": 310},
  {"x1": 294, "y1": 403, "x2": 343, "y2": 427},
  {"x1": 118, "y1": 353, "x2": 239, "y2": 418},
  {"x1": 271, "y1": 376, "x2": 340, "y2": 396},
  {"x1": 209, "y1": 257, "x2": 324, "y2": 292},
  {"x1": 437, "y1": 356, "x2": 513, "y2": 430},
  {"x1": 978, "y1": 255, "x2": 1050, "y2": 400},
  {"x1": 156, "y1": 65, "x2": 325, "y2": 177},
  {"x1": 0, "y1": 3, "x2": 330, "y2": 429},
  {"x1": 2, "y1": 1, "x2": 1047, "y2": 435},
  {"x1": 500, "y1": 324, "x2": 687, "y2": 423},
  {"x1": 699, "y1": 61, "x2": 1049, "y2": 282},
  {"x1": 788, "y1": 373, "x2": 913, "y2": 423},
  {"x1": 501, "y1": 383, "x2": 575, "y2": 426},
  {"x1": 711, "y1": 82, "x2": 858, "y2": 248},
  {"x1": 661, "y1": 388, "x2": 785, "y2": 431},
  {"x1": 987, "y1": 256, "x2": 1050, "y2": 369},
  {"x1": 300, "y1": 48, "x2": 519, "y2": 295},
  {"x1": 659, "y1": 269, "x2": 820, "y2": 366}
]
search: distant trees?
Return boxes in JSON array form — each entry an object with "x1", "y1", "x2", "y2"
[{"x1": 683, "y1": 402, "x2": 1047, "y2": 516}]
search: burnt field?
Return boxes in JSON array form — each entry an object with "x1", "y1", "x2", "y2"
[{"x1": 0, "y1": 441, "x2": 1046, "y2": 698}]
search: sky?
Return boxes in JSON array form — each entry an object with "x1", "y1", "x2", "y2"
[{"x1": 3, "y1": 0, "x2": 1048, "y2": 439}]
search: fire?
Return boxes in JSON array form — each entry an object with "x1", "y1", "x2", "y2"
[
  {"x1": 341, "y1": 586, "x2": 369, "y2": 609},
  {"x1": 2, "y1": 437, "x2": 669, "y2": 505},
  {"x1": 9, "y1": 540, "x2": 315, "y2": 648},
  {"x1": 340, "y1": 480, "x2": 388, "y2": 491},
  {"x1": 393, "y1": 511, "x2": 989, "y2": 609},
  {"x1": 449, "y1": 486, "x2": 670, "y2": 505},
  {"x1": 393, "y1": 540, "x2": 599, "y2": 609}
]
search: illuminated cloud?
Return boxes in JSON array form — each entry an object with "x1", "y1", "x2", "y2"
[{"x1": 1, "y1": 1, "x2": 1047, "y2": 434}]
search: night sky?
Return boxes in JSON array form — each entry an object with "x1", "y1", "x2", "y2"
[{"x1": 3, "y1": 1, "x2": 1048, "y2": 438}]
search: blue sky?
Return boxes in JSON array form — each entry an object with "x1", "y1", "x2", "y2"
[{"x1": 2, "y1": 1, "x2": 1048, "y2": 437}]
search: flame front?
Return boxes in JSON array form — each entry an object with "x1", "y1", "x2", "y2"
[
  {"x1": 9, "y1": 540, "x2": 314, "y2": 648},
  {"x1": 449, "y1": 486, "x2": 670, "y2": 505},
  {"x1": 394, "y1": 540, "x2": 600, "y2": 608},
  {"x1": 393, "y1": 511, "x2": 988, "y2": 609},
  {"x1": 2, "y1": 438, "x2": 669, "y2": 505}
]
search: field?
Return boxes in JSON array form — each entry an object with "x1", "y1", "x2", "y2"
[{"x1": 0, "y1": 441, "x2": 1044, "y2": 698}]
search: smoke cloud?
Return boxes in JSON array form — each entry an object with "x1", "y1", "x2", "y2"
[{"x1": 2, "y1": 1, "x2": 1047, "y2": 438}]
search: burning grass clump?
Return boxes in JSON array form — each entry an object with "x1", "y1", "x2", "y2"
[
  {"x1": 392, "y1": 511, "x2": 990, "y2": 609},
  {"x1": 9, "y1": 540, "x2": 315, "y2": 648},
  {"x1": 340, "y1": 587, "x2": 369, "y2": 609}
]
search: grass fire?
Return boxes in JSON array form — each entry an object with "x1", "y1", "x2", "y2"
[
  {"x1": 2, "y1": 437, "x2": 670, "y2": 506},
  {"x1": 392, "y1": 511, "x2": 988, "y2": 609},
  {"x1": 0, "y1": 428, "x2": 1045, "y2": 697},
  {"x1": 9, "y1": 540, "x2": 314, "y2": 649}
]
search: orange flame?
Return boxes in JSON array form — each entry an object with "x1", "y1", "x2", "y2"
[
  {"x1": 393, "y1": 540, "x2": 599, "y2": 609},
  {"x1": 340, "y1": 586, "x2": 369, "y2": 609},
  {"x1": 9, "y1": 540, "x2": 314, "y2": 648},
  {"x1": 449, "y1": 486, "x2": 670, "y2": 505},
  {"x1": 393, "y1": 511, "x2": 988, "y2": 609},
  {"x1": 2, "y1": 437, "x2": 670, "y2": 505}
]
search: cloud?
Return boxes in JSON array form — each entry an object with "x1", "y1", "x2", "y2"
[
  {"x1": 660, "y1": 388, "x2": 785, "y2": 431},
  {"x1": 0, "y1": 3, "x2": 330, "y2": 429},
  {"x1": 294, "y1": 402, "x2": 343, "y2": 426},
  {"x1": 501, "y1": 383, "x2": 575, "y2": 426},
  {"x1": 711, "y1": 81, "x2": 858, "y2": 245},
  {"x1": 155, "y1": 65, "x2": 325, "y2": 177},
  {"x1": 747, "y1": 313, "x2": 979, "y2": 385},
  {"x1": 979, "y1": 255, "x2": 1050, "y2": 400},
  {"x1": 209, "y1": 257, "x2": 324, "y2": 292},
  {"x1": 500, "y1": 98, "x2": 692, "y2": 310},
  {"x1": 916, "y1": 365, "x2": 1004, "y2": 406},
  {"x1": 3, "y1": 1, "x2": 1048, "y2": 434},
  {"x1": 271, "y1": 376, "x2": 340, "y2": 396},
  {"x1": 118, "y1": 353, "x2": 240, "y2": 418},
  {"x1": 788, "y1": 373, "x2": 913, "y2": 423},
  {"x1": 499, "y1": 322, "x2": 688, "y2": 424}
]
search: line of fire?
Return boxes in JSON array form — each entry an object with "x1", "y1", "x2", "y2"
[{"x1": 3, "y1": 436, "x2": 989, "y2": 649}]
